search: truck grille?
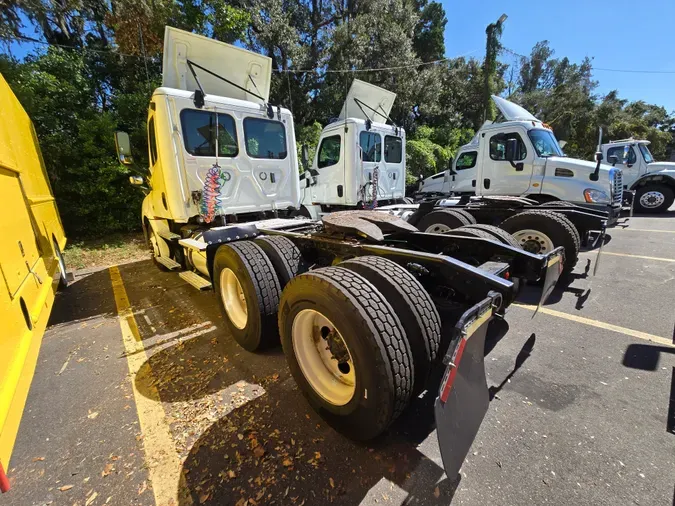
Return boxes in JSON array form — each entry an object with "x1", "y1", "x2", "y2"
[{"x1": 612, "y1": 170, "x2": 623, "y2": 205}]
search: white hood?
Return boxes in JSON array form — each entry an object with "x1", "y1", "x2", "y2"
[
  {"x1": 546, "y1": 156, "x2": 614, "y2": 178},
  {"x1": 162, "y1": 27, "x2": 272, "y2": 104},
  {"x1": 339, "y1": 79, "x2": 396, "y2": 123},
  {"x1": 647, "y1": 162, "x2": 675, "y2": 174}
]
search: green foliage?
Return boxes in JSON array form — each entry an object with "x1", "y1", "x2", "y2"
[{"x1": 405, "y1": 125, "x2": 473, "y2": 184}]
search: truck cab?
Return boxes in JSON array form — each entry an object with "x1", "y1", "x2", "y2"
[
  {"x1": 601, "y1": 139, "x2": 675, "y2": 213},
  {"x1": 299, "y1": 80, "x2": 406, "y2": 218},
  {"x1": 419, "y1": 96, "x2": 622, "y2": 214}
]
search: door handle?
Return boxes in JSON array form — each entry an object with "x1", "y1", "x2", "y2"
[
  {"x1": 484, "y1": 178, "x2": 491, "y2": 189},
  {"x1": 471, "y1": 180, "x2": 476, "y2": 188}
]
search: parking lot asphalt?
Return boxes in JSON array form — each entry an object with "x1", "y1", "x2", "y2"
[{"x1": 4, "y1": 207, "x2": 675, "y2": 506}]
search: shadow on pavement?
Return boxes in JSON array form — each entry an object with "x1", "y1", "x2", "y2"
[{"x1": 47, "y1": 266, "x2": 117, "y2": 326}]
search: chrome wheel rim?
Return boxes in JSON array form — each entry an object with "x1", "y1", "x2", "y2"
[
  {"x1": 424, "y1": 223, "x2": 451, "y2": 233},
  {"x1": 512, "y1": 229, "x2": 555, "y2": 254},
  {"x1": 220, "y1": 268, "x2": 248, "y2": 329},
  {"x1": 639, "y1": 191, "x2": 665, "y2": 209},
  {"x1": 292, "y1": 309, "x2": 355, "y2": 406}
]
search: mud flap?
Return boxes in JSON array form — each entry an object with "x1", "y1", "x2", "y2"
[
  {"x1": 434, "y1": 292, "x2": 501, "y2": 479},
  {"x1": 536, "y1": 246, "x2": 564, "y2": 314}
]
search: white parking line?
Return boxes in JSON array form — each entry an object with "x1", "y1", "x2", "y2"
[{"x1": 513, "y1": 304, "x2": 673, "y2": 347}]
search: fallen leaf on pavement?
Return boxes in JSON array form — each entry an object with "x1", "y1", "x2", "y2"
[
  {"x1": 329, "y1": 478, "x2": 335, "y2": 489},
  {"x1": 33, "y1": 457, "x2": 45, "y2": 462},
  {"x1": 88, "y1": 411, "x2": 99, "y2": 420},
  {"x1": 85, "y1": 491, "x2": 98, "y2": 506},
  {"x1": 433, "y1": 486, "x2": 440, "y2": 498},
  {"x1": 227, "y1": 470, "x2": 236, "y2": 479},
  {"x1": 101, "y1": 464, "x2": 113, "y2": 477},
  {"x1": 253, "y1": 446, "x2": 265, "y2": 458},
  {"x1": 138, "y1": 481, "x2": 147, "y2": 495},
  {"x1": 282, "y1": 458, "x2": 293, "y2": 467},
  {"x1": 59, "y1": 485, "x2": 74, "y2": 492}
]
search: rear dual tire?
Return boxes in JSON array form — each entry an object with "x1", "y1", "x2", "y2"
[{"x1": 279, "y1": 266, "x2": 414, "y2": 440}]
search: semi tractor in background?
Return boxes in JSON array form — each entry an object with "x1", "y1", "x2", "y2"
[
  {"x1": 601, "y1": 138, "x2": 675, "y2": 213},
  {"x1": 0, "y1": 74, "x2": 69, "y2": 492},
  {"x1": 418, "y1": 95, "x2": 623, "y2": 216},
  {"x1": 115, "y1": 27, "x2": 565, "y2": 480}
]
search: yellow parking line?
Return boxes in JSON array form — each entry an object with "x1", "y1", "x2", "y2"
[
  {"x1": 617, "y1": 228, "x2": 675, "y2": 234},
  {"x1": 109, "y1": 266, "x2": 192, "y2": 506},
  {"x1": 513, "y1": 303, "x2": 673, "y2": 347}
]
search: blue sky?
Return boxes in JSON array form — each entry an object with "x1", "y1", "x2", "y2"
[{"x1": 442, "y1": 0, "x2": 675, "y2": 113}]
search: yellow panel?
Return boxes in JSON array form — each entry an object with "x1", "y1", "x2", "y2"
[{"x1": 0, "y1": 72, "x2": 67, "y2": 473}]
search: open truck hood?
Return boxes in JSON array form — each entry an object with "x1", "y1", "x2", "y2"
[
  {"x1": 162, "y1": 27, "x2": 272, "y2": 104},
  {"x1": 491, "y1": 95, "x2": 539, "y2": 122},
  {"x1": 338, "y1": 79, "x2": 396, "y2": 123}
]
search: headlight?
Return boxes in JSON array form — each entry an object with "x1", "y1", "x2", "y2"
[{"x1": 584, "y1": 188, "x2": 610, "y2": 203}]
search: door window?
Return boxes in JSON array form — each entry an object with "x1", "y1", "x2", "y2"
[
  {"x1": 180, "y1": 109, "x2": 238, "y2": 157},
  {"x1": 384, "y1": 136, "x2": 402, "y2": 163},
  {"x1": 317, "y1": 135, "x2": 341, "y2": 168},
  {"x1": 489, "y1": 132, "x2": 527, "y2": 161},
  {"x1": 148, "y1": 116, "x2": 159, "y2": 166},
  {"x1": 456, "y1": 151, "x2": 477, "y2": 170},
  {"x1": 244, "y1": 118, "x2": 287, "y2": 159},
  {"x1": 360, "y1": 132, "x2": 381, "y2": 162},
  {"x1": 607, "y1": 145, "x2": 636, "y2": 165},
  {"x1": 638, "y1": 144, "x2": 654, "y2": 163}
]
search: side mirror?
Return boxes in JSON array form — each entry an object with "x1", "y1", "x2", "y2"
[
  {"x1": 622, "y1": 145, "x2": 630, "y2": 164},
  {"x1": 505, "y1": 138, "x2": 518, "y2": 161},
  {"x1": 129, "y1": 175, "x2": 144, "y2": 186},
  {"x1": 418, "y1": 174, "x2": 424, "y2": 182},
  {"x1": 447, "y1": 156, "x2": 456, "y2": 175},
  {"x1": 608, "y1": 155, "x2": 618, "y2": 166},
  {"x1": 114, "y1": 131, "x2": 134, "y2": 165},
  {"x1": 301, "y1": 144, "x2": 309, "y2": 171}
]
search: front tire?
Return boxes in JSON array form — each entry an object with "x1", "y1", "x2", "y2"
[
  {"x1": 499, "y1": 210, "x2": 580, "y2": 272},
  {"x1": 53, "y1": 239, "x2": 69, "y2": 289},
  {"x1": 213, "y1": 241, "x2": 281, "y2": 351},
  {"x1": 279, "y1": 267, "x2": 414, "y2": 440},
  {"x1": 634, "y1": 185, "x2": 674, "y2": 213}
]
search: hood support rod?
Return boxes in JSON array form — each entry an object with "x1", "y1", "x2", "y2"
[{"x1": 186, "y1": 59, "x2": 266, "y2": 104}]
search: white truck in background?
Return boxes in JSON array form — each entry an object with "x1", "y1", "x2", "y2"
[
  {"x1": 601, "y1": 139, "x2": 675, "y2": 213},
  {"x1": 418, "y1": 96, "x2": 623, "y2": 220},
  {"x1": 298, "y1": 79, "x2": 408, "y2": 219}
]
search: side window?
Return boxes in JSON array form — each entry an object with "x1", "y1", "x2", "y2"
[
  {"x1": 456, "y1": 151, "x2": 477, "y2": 170},
  {"x1": 180, "y1": 109, "x2": 238, "y2": 157},
  {"x1": 489, "y1": 132, "x2": 527, "y2": 161},
  {"x1": 317, "y1": 135, "x2": 341, "y2": 168},
  {"x1": 359, "y1": 131, "x2": 381, "y2": 162},
  {"x1": 384, "y1": 136, "x2": 402, "y2": 163},
  {"x1": 607, "y1": 145, "x2": 636, "y2": 165},
  {"x1": 244, "y1": 118, "x2": 287, "y2": 159},
  {"x1": 148, "y1": 116, "x2": 158, "y2": 166}
]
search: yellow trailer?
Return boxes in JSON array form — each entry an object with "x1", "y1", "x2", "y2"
[{"x1": 0, "y1": 73, "x2": 68, "y2": 492}]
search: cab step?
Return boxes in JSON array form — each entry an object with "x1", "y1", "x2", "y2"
[
  {"x1": 158, "y1": 230, "x2": 181, "y2": 241},
  {"x1": 179, "y1": 271, "x2": 212, "y2": 290},
  {"x1": 156, "y1": 256, "x2": 181, "y2": 271}
]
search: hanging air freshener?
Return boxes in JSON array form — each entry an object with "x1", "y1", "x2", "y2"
[{"x1": 199, "y1": 112, "x2": 227, "y2": 223}]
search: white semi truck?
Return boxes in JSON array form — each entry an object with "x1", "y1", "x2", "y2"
[
  {"x1": 298, "y1": 79, "x2": 407, "y2": 219},
  {"x1": 601, "y1": 138, "x2": 675, "y2": 213},
  {"x1": 114, "y1": 27, "x2": 565, "y2": 480},
  {"x1": 418, "y1": 96, "x2": 623, "y2": 218}
]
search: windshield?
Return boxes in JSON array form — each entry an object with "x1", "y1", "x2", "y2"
[
  {"x1": 528, "y1": 129, "x2": 563, "y2": 157},
  {"x1": 639, "y1": 143, "x2": 654, "y2": 163}
]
